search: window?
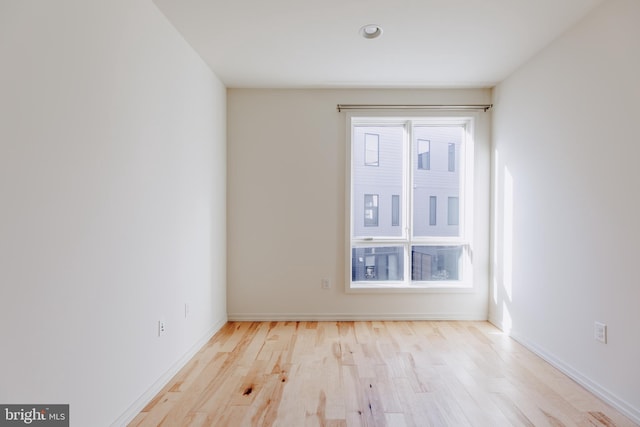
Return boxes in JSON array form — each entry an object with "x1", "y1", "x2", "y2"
[
  {"x1": 448, "y1": 197, "x2": 459, "y2": 226},
  {"x1": 417, "y1": 139, "x2": 430, "y2": 170},
  {"x1": 364, "y1": 194, "x2": 378, "y2": 226},
  {"x1": 364, "y1": 133, "x2": 379, "y2": 166},
  {"x1": 391, "y1": 195, "x2": 400, "y2": 226},
  {"x1": 448, "y1": 143, "x2": 455, "y2": 172},
  {"x1": 349, "y1": 116, "x2": 473, "y2": 289},
  {"x1": 429, "y1": 196, "x2": 437, "y2": 226}
]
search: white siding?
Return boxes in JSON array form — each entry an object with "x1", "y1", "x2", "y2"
[
  {"x1": 413, "y1": 126, "x2": 463, "y2": 237},
  {"x1": 353, "y1": 126, "x2": 404, "y2": 237}
]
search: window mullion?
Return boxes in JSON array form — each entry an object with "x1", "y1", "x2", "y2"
[{"x1": 404, "y1": 120, "x2": 413, "y2": 285}]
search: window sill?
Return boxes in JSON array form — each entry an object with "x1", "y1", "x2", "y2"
[{"x1": 347, "y1": 282, "x2": 475, "y2": 294}]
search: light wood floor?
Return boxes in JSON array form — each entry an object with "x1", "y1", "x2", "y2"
[{"x1": 129, "y1": 321, "x2": 637, "y2": 427}]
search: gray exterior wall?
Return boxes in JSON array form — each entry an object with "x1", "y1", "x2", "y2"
[
  {"x1": 352, "y1": 124, "x2": 462, "y2": 239},
  {"x1": 353, "y1": 125, "x2": 404, "y2": 237}
]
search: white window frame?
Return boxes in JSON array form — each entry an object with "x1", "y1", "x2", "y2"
[{"x1": 346, "y1": 113, "x2": 475, "y2": 292}]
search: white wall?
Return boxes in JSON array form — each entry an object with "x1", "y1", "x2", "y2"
[
  {"x1": 491, "y1": 0, "x2": 640, "y2": 421},
  {"x1": 227, "y1": 89, "x2": 491, "y2": 320},
  {"x1": 0, "y1": 1, "x2": 227, "y2": 425}
]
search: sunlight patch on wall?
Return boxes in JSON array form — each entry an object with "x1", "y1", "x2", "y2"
[{"x1": 502, "y1": 164, "x2": 513, "y2": 301}]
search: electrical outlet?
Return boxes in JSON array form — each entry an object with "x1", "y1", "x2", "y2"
[
  {"x1": 158, "y1": 320, "x2": 166, "y2": 337},
  {"x1": 321, "y1": 278, "x2": 331, "y2": 289},
  {"x1": 594, "y1": 321, "x2": 607, "y2": 343}
]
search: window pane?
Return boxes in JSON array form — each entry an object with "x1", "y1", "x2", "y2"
[
  {"x1": 413, "y1": 126, "x2": 463, "y2": 238},
  {"x1": 429, "y1": 196, "x2": 437, "y2": 226},
  {"x1": 448, "y1": 197, "x2": 459, "y2": 226},
  {"x1": 352, "y1": 246, "x2": 404, "y2": 282},
  {"x1": 417, "y1": 139, "x2": 430, "y2": 170},
  {"x1": 391, "y1": 195, "x2": 400, "y2": 226},
  {"x1": 364, "y1": 133, "x2": 379, "y2": 166},
  {"x1": 448, "y1": 143, "x2": 455, "y2": 172},
  {"x1": 364, "y1": 194, "x2": 378, "y2": 227},
  {"x1": 411, "y1": 246, "x2": 462, "y2": 281},
  {"x1": 353, "y1": 125, "x2": 404, "y2": 238}
]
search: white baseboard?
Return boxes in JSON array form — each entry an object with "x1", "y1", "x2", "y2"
[
  {"x1": 110, "y1": 317, "x2": 227, "y2": 427},
  {"x1": 227, "y1": 312, "x2": 488, "y2": 321},
  {"x1": 509, "y1": 332, "x2": 640, "y2": 425}
]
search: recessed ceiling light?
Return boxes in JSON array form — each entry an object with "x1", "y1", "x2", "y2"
[{"x1": 360, "y1": 24, "x2": 383, "y2": 39}]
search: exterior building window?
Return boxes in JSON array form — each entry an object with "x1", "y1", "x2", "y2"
[
  {"x1": 448, "y1": 143, "x2": 455, "y2": 172},
  {"x1": 429, "y1": 196, "x2": 437, "y2": 226},
  {"x1": 392, "y1": 195, "x2": 400, "y2": 226},
  {"x1": 364, "y1": 194, "x2": 378, "y2": 227},
  {"x1": 364, "y1": 133, "x2": 379, "y2": 166},
  {"x1": 412, "y1": 246, "x2": 462, "y2": 281},
  {"x1": 417, "y1": 139, "x2": 430, "y2": 170},
  {"x1": 349, "y1": 116, "x2": 473, "y2": 289},
  {"x1": 352, "y1": 247, "x2": 403, "y2": 281},
  {"x1": 448, "y1": 197, "x2": 459, "y2": 226}
]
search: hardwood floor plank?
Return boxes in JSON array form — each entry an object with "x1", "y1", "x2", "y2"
[{"x1": 129, "y1": 321, "x2": 638, "y2": 427}]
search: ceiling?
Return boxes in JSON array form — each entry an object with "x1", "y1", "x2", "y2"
[{"x1": 153, "y1": 0, "x2": 603, "y2": 88}]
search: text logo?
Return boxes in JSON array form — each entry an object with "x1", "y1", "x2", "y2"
[{"x1": 0, "y1": 405, "x2": 68, "y2": 427}]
